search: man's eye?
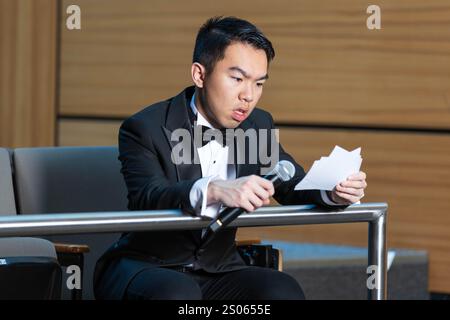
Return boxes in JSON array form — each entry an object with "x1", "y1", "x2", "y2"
[
  {"x1": 232, "y1": 77, "x2": 242, "y2": 82},
  {"x1": 256, "y1": 83, "x2": 264, "y2": 87}
]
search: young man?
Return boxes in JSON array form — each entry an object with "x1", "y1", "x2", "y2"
[{"x1": 94, "y1": 16, "x2": 367, "y2": 300}]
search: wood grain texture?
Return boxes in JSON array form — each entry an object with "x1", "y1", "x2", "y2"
[
  {"x1": 54, "y1": 242, "x2": 90, "y2": 254},
  {"x1": 0, "y1": 0, "x2": 57, "y2": 147},
  {"x1": 238, "y1": 127, "x2": 450, "y2": 293},
  {"x1": 58, "y1": 119, "x2": 450, "y2": 292},
  {"x1": 59, "y1": 0, "x2": 450, "y2": 128},
  {"x1": 58, "y1": 119, "x2": 120, "y2": 146}
]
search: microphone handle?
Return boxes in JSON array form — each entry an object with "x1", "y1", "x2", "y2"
[{"x1": 201, "y1": 174, "x2": 281, "y2": 247}]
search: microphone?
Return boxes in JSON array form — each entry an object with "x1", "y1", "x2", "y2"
[{"x1": 200, "y1": 160, "x2": 295, "y2": 247}]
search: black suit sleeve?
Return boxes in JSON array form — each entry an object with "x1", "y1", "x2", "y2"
[
  {"x1": 263, "y1": 113, "x2": 348, "y2": 210},
  {"x1": 118, "y1": 117, "x2": 197, "y2": 215}
]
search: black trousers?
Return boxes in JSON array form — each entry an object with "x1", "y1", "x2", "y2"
[{"x1": 122, "y1": 264, "x2": 305, "y2": 300}]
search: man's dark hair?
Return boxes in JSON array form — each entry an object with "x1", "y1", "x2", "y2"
[{"x1": 193, "y1": 16, "x2": 275, "y2": 74}]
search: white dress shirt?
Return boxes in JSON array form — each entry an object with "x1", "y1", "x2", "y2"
[
  {"x1": 188, "y1": 94, "x2": 235, "y2": 219},
  {"x1": 188, "y1": 93, "x2": 342, "y2": 219}
]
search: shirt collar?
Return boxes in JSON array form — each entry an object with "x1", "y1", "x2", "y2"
[{"x1": 190, "y1": 92, "x2": 215, "y2": 129}]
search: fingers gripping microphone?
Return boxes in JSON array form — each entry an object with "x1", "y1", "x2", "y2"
[{"x1": 200, "y1": 160, "x2": 295, "y2": 247}]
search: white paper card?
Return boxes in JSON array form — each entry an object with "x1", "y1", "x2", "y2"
[{"x1": 295, "y1": 145, "x2": 362, "y2": 191}]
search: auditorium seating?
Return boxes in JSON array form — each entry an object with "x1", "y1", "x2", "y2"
[
  {"x1": 2, "y1": 146, "x2": 427, "y2": 299},
  {"x1": 12, "y1": 146, "x2": 127, "y2": 299},
  {"x1": 0, "y1": 147, "x2": 124, "y2": 299},
  {"x1": 1, "y1": 146, "x2": 280, "y2": 299},
  {"x1": 0, "y1": 148, "x2": 62, "y2": 299},
  {"x1": 0, "y1": 148, "x2": 16, "y2": 216},
  {"x1": 0, "y1": 237, "x2": 62, "y2": 299}
]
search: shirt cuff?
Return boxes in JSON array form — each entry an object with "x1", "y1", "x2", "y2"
[
  {"x1": 320, "y1": 190, "x2": 341, "y2": 206},
  {"x1": 320, "y1": 190, "x2": 361, "y2": 206},
  {"x1": 189, "y1": 175, "x2": 222, "y2": 219}
]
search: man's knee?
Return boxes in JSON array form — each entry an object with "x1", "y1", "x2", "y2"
[
  {"x1": 145, "y1": 277, "x2": 202, "y2": 300},
  {"x1": 126, "y1": 269, "x2": 202, "y2": 300},
  {"x1": 244, "y1": 269, "x2": 305, "y2": 300},
  {"x1": 262, "y1": 272, "x2": 305, "y2": 300}
]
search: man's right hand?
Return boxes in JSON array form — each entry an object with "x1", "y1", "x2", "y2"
[{"x1": 207, "y1": 175, "x2": 275, "y2": 212}]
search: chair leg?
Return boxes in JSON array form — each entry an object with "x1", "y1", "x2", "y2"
[{"x1": 56, "y1": 252, "x2": 84, "y2": 300}]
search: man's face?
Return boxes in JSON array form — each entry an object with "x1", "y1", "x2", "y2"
[{"x1": 197, "y1": 42, "x2": 269, "y2": 129}]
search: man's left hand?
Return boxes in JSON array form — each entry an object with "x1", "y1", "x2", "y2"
[{"x1": 330, "y1": 171, "x2": 367, "y2": 205}]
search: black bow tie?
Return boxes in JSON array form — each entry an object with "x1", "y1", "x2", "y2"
[{"x1": 193, "y1": 125, "x2": 235, "y2": 148}]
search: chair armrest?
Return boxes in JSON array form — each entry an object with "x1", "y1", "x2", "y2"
[
  {"x1": 53, "y1": 242, "x2": 90, "y2": 254},
  {"x1": 235, "y1": 238, "x2": 261, "y2": 246},
  {"x1": 277, "y1": 249, "x2": 283, "y2": 271},
  {"x1": 53, "y1": 242, "x2": 88, "y2": 301}
]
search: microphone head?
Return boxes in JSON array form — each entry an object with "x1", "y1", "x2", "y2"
[{"x1": 273, "y1": 160, "x2": 295, "y2": 181}]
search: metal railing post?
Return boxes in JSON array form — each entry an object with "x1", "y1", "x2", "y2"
[{"x1": 367, "y1": 209, "x2": 387, "y2": 300}]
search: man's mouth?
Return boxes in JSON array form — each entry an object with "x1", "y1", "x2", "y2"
[{"x1": 231, "y1": 108, "x2": 248, "y2": 122}]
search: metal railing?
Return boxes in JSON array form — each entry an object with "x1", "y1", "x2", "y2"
[{"x1": 0, "y1": 202, "x2": 388, "y2": 300}]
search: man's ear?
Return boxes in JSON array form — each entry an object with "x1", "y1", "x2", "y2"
[{"x1": 191, "y1": 62, "x2": 206, "y2": 88}]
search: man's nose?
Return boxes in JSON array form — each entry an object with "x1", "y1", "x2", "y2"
[{"x1": 239, "y1": 83, "x2": 254, "y2": 103}]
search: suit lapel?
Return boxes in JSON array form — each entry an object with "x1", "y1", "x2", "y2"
[
  {"x1": 235, "y1": 119, "x2": 259, "y2": 178},
  {"x1": 162, "y1": 87, "x2": 202, "y2": 182}
]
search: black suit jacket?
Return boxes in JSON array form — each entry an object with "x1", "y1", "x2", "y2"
[{"x1": 94, "y1": 86, "x2": 345, "y2": 298}]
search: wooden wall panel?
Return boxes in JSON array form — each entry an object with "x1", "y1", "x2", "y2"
[
  {"x1": 2, "y1": 0, "x2": 449, "y2": 295},
  {"x1": 239, "y1": 128, "x2": 450, "y2": 293},
  {"x1": 0, "y1": 0, "x2": 57, "y2": 147},
  {"x1": 58, "y1": 119, "x2": 119, "y2": 146},
  {"x1": 59, "y1": 120, "x2": 450, "y2": 292},
  {"x1": 59, "y1": 0, "x2": 450, "y2": 128}
]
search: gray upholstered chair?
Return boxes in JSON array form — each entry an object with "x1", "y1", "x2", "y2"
[
  {"x1": 11, "y1": 146, "x2": 281, "y2": 299},
  {"x1": 0, "y1": 148, "x2": 16, "y2": 216},
  {"x1": 0, "y1": 148, "x2": 62, "y2": 299},
  {"x1": 0, "y1": 237, "x2": 62, "y2": 299},
  {"x1": 13, "y1": 146, "x2": 128, "y2": 299}
]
